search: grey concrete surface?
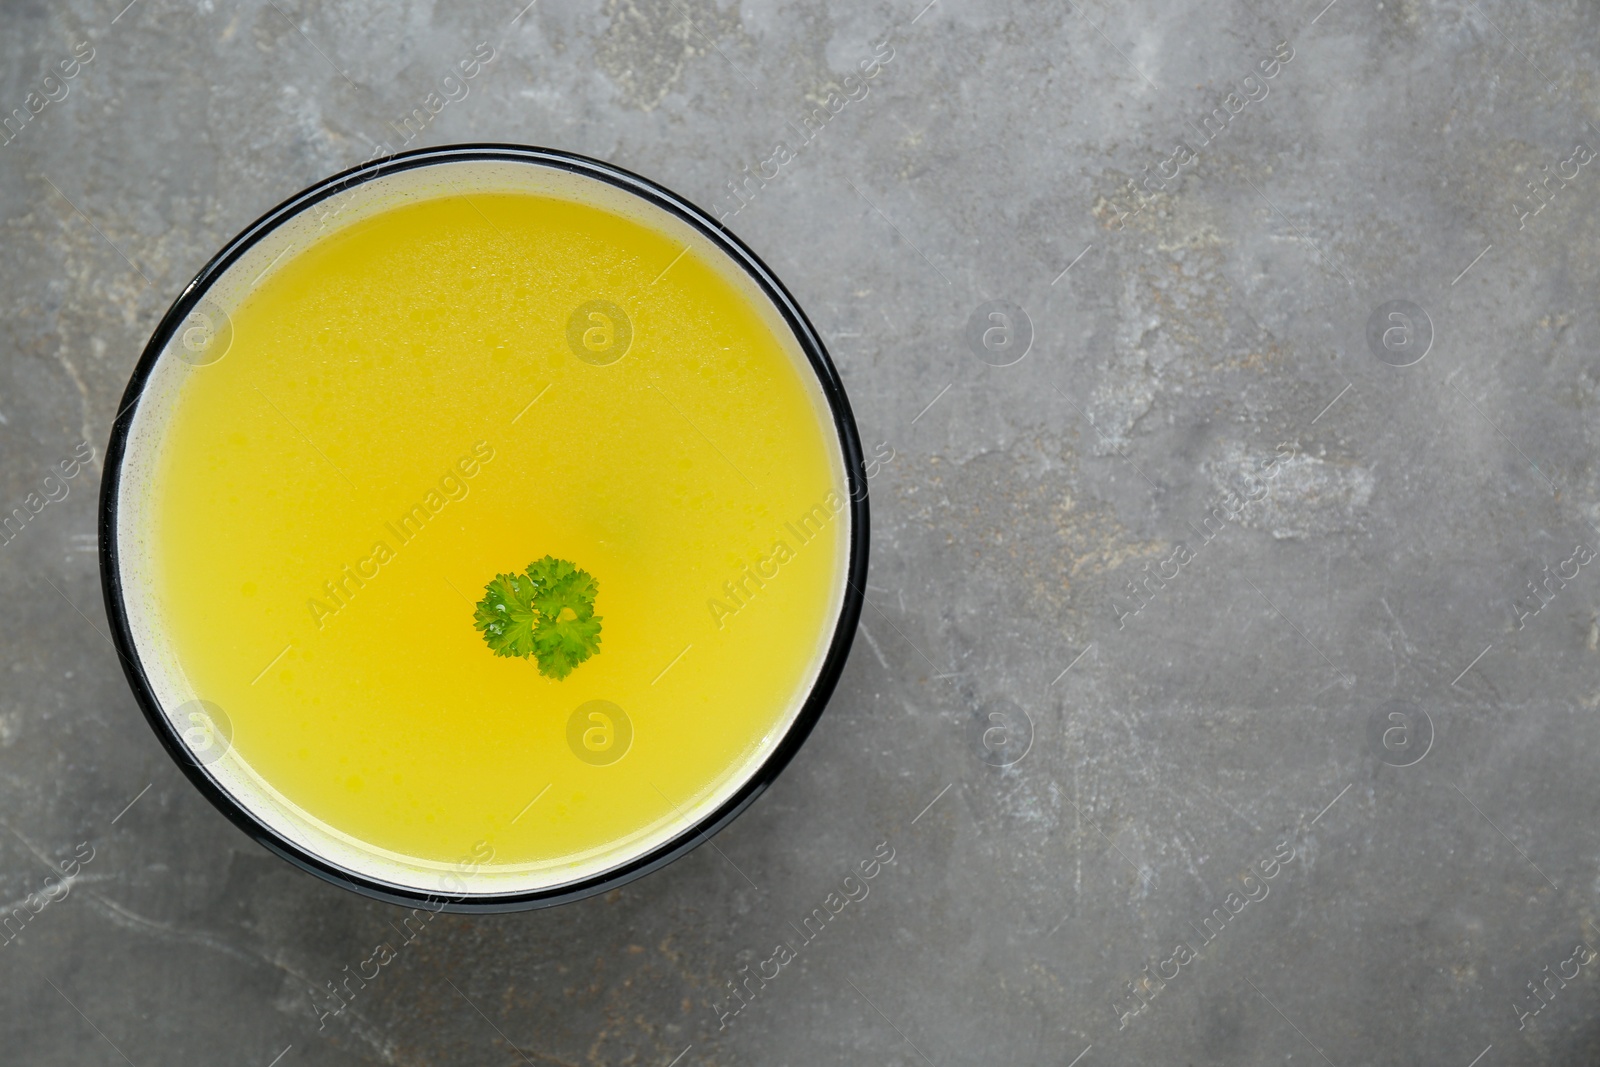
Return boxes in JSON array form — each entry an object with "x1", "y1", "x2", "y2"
[{"x1": 5, "y1": 0, "x2": 1600, "y2": 1063}]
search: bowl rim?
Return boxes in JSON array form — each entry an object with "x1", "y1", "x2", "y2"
[{"x1": 97, "y1": 143, "x2": 870, "y2": 913}]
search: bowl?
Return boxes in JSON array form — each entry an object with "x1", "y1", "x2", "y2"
[{"x1": 99, "y1": 144, "x2": 868, "y2": 911}]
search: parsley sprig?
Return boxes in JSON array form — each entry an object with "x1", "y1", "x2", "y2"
[{"x1": 474, "y1": 556, "x2": 602, "y2": 680}]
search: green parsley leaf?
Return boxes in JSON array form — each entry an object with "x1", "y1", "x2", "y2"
[
  {"x1": 526, "y1": 555, "x2": 599, "y2": 618},
  {"x1": 473, "y1": 571, "x2": 543, "y2": 659},
  {"x1": 474, "y1": 556, "x2": 602, "y2": 680},
  {"x1": 532, "y1": 606, "x2": 602, "y2": 680},
  {"x1": 527, "y1": 555, "x2": 602, "y2": 679}
]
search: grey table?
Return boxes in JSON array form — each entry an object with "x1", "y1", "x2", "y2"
[{"x1": 4, "y1": 0, "x2": 1600, "y2": 1064}]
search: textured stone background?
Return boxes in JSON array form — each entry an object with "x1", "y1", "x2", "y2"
[{"x1": 5, "y1": 0, "x2": 1600, "y2": 1064}]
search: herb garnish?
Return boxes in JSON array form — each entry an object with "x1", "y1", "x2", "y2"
[{"x1": 474, "y1": 556, "x2": 602, "y2": 680}]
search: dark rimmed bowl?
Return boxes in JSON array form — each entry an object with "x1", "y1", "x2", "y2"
[{"x1": 99, "y1": 144, "x2": 869, "y2": 912}]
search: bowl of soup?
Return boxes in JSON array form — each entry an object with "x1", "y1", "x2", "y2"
[{"x1": 100, "y1": 145, "x2": 867, "y2": 910}]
